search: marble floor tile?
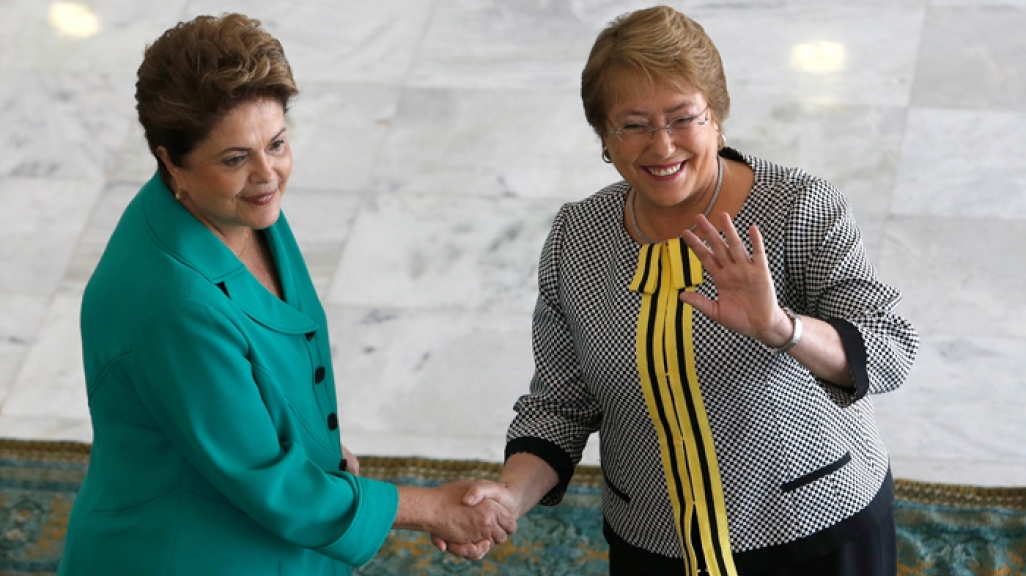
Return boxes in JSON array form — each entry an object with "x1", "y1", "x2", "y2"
[
  {"x1": 327, "y1": 192, "x2": 563, "y2": 314},
  {"x1": 697, "y1": 2, "x2": 924, "y2": 108},
  {"x1": 409, "y1": 0, "x2": 656, "y2": 90},
  {"x1": 0, "y1": 71, "x2": 134, "y2": 180},
  {"x1": 0, "y1": 294, "x2": 88, "y2": 422},
  {"x1": 285, "y1": 82, "x2": 401, "y2": 191},
  {"x1": 182, "y1": 0, "x2": 435, "y2": 84},
  {"x1": 0, "y1": 415, "x2": 92, "y2": 443},
  {"x1": 892, "y1": 107, "x2": 1026, "y2": 219},
  {"x1": 0, "y1": 178, "x2": 103, "y2": 296},
  {"x1": 280, "y1": 188, "x2": 363, "y2": 295},
  {"x1": 328, "y1": 306, "x2": 531, "y2": 454},
  {"x1": 874, "y1": 334, "x2": 1026, "y2": 485},
  {"x1": 728, "y1": 97, "x2": 905, "y2": 257},
  {"x1": 107, "y1": 123, "x2": 158, "y2": 186},
  {"x1": 328, "y1": 304, "x2": 602, "y2": 464},
  {"x1": 0, "y1": 0, "x2": 187, "y2": 79},
  {"x1": 876, "y1": 215, "x2": 1026, "y2": 340},
  {"x1": 58, "y1": 181, "x2": 139, "y2": 294},
  {"x1": 0, "y1": 294, "x2": 50, "y2": 402},
  {"x1": 911, "y1": 4, "x2": 1026, "y2": 111},
  {"x1": 369, "y1": 87, "x2": 621, "y2": 199}
]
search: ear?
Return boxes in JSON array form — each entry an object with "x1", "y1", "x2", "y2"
[{"x1": 155, "y1": 146, "x2": 182, "y2": 183}]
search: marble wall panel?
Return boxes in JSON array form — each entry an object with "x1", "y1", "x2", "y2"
[
  {"x1": 0, "y1": 71, "x2": 134, "y2": 180},
  {"x1": 369, "y1": 87, "x2": 621, "y2": 199},
  {"x1": 0, "y1": 178, "x2": 102, "y2": 296},
  {"x1": 911, "y1": 5, "x2": 1026, "y2": 111},
  {"x1": 876, "y1": 215, "x2": 1026, "y2": 339},
  {"x1": 892, "y1": 107, "x2": 1026, "y2": 219},
  {"x1": 286, "y1": 83, "x2": 401, "y2": 191},
  {"x1": 182, "y1": 0, "x2": 435, "y2": 84},
  {"x1": 874, "y1": 334, "x2": 1026, "y2": 485},
  {"x1": 698, "y1": 3, "x2": 924, "y2": 108},
  {"x1": 409, "y1": 0, "x2": 657, "y2": 90},
  {"x1": 328, "y1": 193, "x2": 562, "y2": 314},
  {"x1": 0, "y1": 294, "x2": 88, "y2": 422},
  {"x1": 0, "y1": 0, "x2": 186, "y2": 80}
]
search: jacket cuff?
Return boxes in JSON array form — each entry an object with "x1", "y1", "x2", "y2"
[
  {"x1": 825, "y1": 317, "x2": 869, "y2": 400},
  {"x1": 506, "y1": 436, "x2": 574, "y2": 506},
  {"x1": 316, "y1": 475, "x2": 399, "y2": 567}
]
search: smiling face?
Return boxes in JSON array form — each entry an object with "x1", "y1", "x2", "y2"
[
  {"x1": 159, "y1": 98, "x2": 292, "y2": 244},
  {"x1": 603, "y1": 68, "x2": 721, "y2": 214}
]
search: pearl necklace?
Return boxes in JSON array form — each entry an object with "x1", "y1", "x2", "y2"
[{"x1": 629, "y1": 155, "x2": 723, "y2": 244}]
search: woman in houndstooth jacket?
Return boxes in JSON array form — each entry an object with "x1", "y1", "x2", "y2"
[{"x1": 438, "y1": 6, "x2": 918, "y2": 576}]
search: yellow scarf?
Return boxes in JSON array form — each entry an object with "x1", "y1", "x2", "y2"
[{"x1": 629, "y1": 238, "x2": 738, "y2": 576}]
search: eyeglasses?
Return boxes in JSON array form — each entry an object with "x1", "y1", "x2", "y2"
[{"x1": 608, "y1": 106, "x2": 711, "y2": 145}]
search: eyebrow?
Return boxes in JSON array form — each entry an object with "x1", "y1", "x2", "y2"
[
  {"x1": 219, "y1": 127, "x2": 287, "y2": 154},
  {"x1": 619, "y1": 102, "x2": 697, "y2": 119}
]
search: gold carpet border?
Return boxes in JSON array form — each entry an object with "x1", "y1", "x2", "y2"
[{"x1": 3, "y1": 439, "x2": 1022, "y2": 510}]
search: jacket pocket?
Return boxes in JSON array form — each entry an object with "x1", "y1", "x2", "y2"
[
  {"x1": 602, "y1": 469, "x2": 631, "y2": 503},
  {"x1": 781, "y1": 451, "x2": 852, "y2": 493}
]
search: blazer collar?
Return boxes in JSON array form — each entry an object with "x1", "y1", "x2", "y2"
[{"x1": 141, "y1": 173, "x2": 316, "y2": 334}]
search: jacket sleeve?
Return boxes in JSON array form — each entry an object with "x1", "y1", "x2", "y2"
[
  {"x1": 506, "y1": 205, "x2": 603, "y2": 505},
  {"x1": 785, "y1": 175, "x2": 920, "y2": 400},
  {"x1": 130, "y1": 298, "x2": 398, "y2": 567}
]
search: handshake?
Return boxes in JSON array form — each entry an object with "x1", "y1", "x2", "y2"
[{"x1": 394, "y1": 478, "x2": 521, "y2": 561}]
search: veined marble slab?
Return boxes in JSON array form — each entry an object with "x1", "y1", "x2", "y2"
[
  {"x1": 893, "y1": 107, "x2": 1026, "y2": 219},
  {"x1": 369, "y1": 87, "x2": 621, "y2": 199},
  {"x1": 0, "y1": 71, "x2": 133, "y2": 180},
  {"x1": 328, "y1": 192, "x2": 563, "y2": 314},
  {"x1": 0, "y1": 178, "x2": 103, "y2": 296},
  {"x1": 911, "y1": 4, "x2": 1026, "y2": 112},
  {"x1": 0, "y1": 293, "x2": 88, "y2": 421},
  {"x1": 182, "y1": 0, "x2": 434, "y2": 84},
  {"x1": 877, "y1": 215, "x2": 1026, "y2": 340}
]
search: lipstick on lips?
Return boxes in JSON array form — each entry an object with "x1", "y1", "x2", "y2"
[
  {"x1": 645, "y1": 159, "x2": 686, "y2": 179},
  {"x1": 242, "y1": 189, "x2": 277, "y2": 206}
]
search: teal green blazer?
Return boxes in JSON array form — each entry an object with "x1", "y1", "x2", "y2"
[{"x1": 58, "y1": 175, "x2": 399, "y2": 575}]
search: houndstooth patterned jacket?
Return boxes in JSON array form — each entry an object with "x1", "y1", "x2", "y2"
[{"x1": 506, "y1": 148, "x2": 919, "y2": 559}]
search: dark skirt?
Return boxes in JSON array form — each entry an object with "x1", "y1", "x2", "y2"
[{"x1": 607, "y1": 471, "x2": 896, "y2": 576}]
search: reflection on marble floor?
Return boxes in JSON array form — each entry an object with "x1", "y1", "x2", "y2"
[{"x1": 0, "y1": 0, "x2": 1023, "y2": 487}]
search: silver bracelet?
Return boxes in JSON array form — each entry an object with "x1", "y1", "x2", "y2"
[{"x1": 767, "y1": 307, "x2": 803, "y2": 354}]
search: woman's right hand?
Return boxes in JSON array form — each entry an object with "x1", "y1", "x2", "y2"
[{"x1": 430, "y1": 480, "x2": 522, "y2": 559}]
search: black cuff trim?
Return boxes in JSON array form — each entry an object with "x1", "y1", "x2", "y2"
[
  {"x1": 826, "y1": 317, "x2": 869, "y2": 399},
  {"x1": 505, "y1": 437, "x2": 574, "y2": 502}
]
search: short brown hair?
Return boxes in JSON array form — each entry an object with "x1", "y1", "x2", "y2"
[
  {"x1": 136, "y1": 13, "x2": 298, "y2": 185},
  {"x1": 581, "y1": 6, "x2": 729, "y2": 139}
]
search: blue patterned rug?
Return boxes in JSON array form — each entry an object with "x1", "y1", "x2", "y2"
[{"x1": 2, "y1": 440, "x2": 1024, "y2": 576}]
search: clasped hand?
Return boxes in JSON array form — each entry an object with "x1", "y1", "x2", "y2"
[{"x1": 429, "y1": 480, "x2": 519, "y2": 561}]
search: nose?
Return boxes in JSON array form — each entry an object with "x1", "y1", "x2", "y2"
[
  {"x1": 249, "y1": 152, "x2": 275, "y2": 184},
  {"x1": 649, "y1": 126, "x2": 676, "y2": 157}
]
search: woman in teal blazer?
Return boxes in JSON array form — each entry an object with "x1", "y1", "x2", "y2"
[{"x1": 58, "y1": 14, "x2": 512, "y2": 575}]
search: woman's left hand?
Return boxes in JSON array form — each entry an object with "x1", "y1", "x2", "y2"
[
  {"x1": 679, "y1": 212, "x2": 792, "y2": 348},
  {"x1": 341, "y1": 444, "x2": 360, "y2": 476}
]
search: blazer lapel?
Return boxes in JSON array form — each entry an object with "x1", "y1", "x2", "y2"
[{"x1": 141, "y1": 173, "x2": 317, "y2": 335}]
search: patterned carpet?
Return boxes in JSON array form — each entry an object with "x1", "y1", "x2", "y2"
[{"x1": 1, "y1": 440, "x2": 1024, "y2": 576}]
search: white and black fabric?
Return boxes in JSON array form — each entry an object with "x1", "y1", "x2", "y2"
[{"x1": 505, "y1": 148, "x2": 919, "y2": 573}]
